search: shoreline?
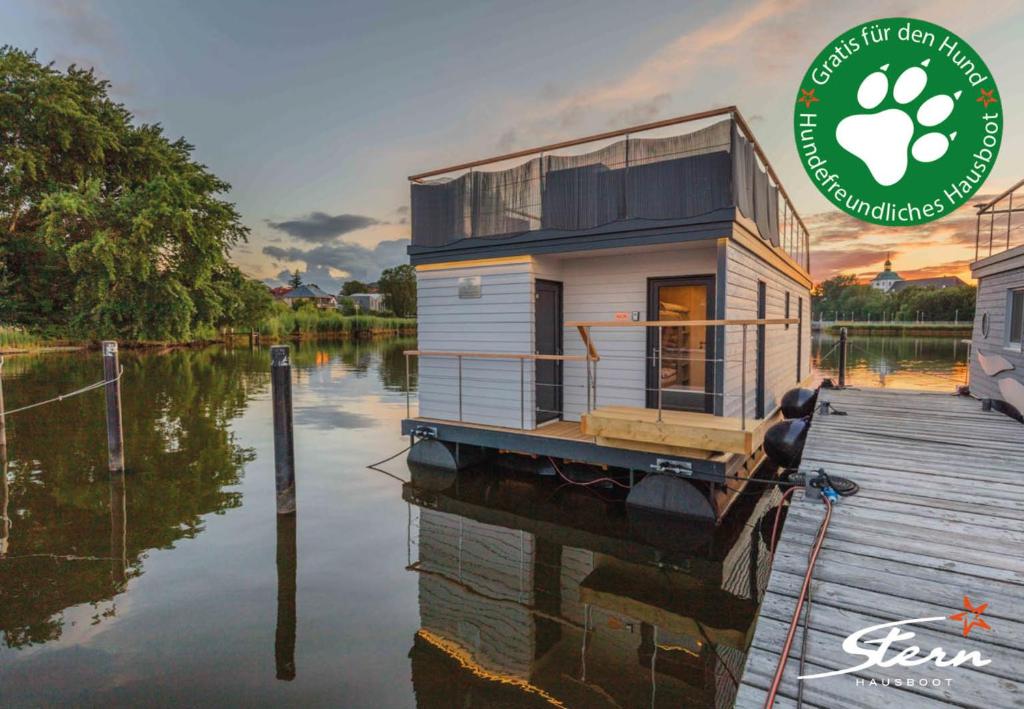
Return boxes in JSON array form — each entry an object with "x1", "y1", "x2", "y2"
[
  {"x1": 812, "y1": 322, "x2": 972, "y2": 337},
  {"x1": 0, "y1": 327, "x2": 417, "y2": 356}
]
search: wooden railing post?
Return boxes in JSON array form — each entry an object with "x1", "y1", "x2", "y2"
[{"x1": 741, "y1": 325, "x2": 748, "y2": 431}]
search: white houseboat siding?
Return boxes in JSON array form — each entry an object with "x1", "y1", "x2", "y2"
[
  {"x1": 721, "y1": 232, "x2": 812, "y2": 420},
  {"x1": 416, "y1": 259, "x2": 536, "y2": 428},
  {"x1": 414, "y1": 238, "x2": 811, "y2": 429},
  {"x1": 969, "y1": 245, "x2": 1024, "y2": 403}
]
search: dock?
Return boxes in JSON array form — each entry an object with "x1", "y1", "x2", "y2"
[{"x1": 736, "y1": 387, "x2": 1024, "y2": 708}]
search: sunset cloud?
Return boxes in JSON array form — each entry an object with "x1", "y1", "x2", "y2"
[{"x1": 805, "y1": 196, "x2": 998, "y2": 284}]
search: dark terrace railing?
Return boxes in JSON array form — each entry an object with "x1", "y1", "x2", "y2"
[
  {"x1": 409, "y1": 106, "x2": 811, "y2": 273},
  {"x1": 976, "y1": 177, "x2": 1024, "y2": 261}
]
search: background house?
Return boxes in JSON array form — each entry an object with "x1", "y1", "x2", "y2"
[
  {"x1": 349, "y1": 293, "x2": 386, "y2": 312},
  {"x1": 871, "y1": 256, "x2": 966, "y2": 292},
  {"x1": 280, "y1": 284, "x2": 337, "y2": 309}
]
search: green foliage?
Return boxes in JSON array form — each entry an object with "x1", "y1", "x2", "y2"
[
  {"x1": 340, "y1": 279, "x2": 369, "y2": 296},
  {"x1": 812, "y1": 276, "x2": 975, "y2": 322},
  {"x1": 288, "y1": 270, "x2": 303, "y2": 289},
  {"x1": 377, "y1": 264, "x2": 416, "y2": 318},
  {"x1": 0, "y1": 47, "x2": 260, "y2": 342}
]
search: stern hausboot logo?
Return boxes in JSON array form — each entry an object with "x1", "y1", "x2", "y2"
[
  {"x1": 799, "y1": 596, "x2": 993, "y2": 683},
  {"x1": 794, "y1": 18, "x2": 1002, "y2": 226}
]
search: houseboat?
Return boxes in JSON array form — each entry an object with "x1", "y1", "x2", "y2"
[
  {"x1": 969, "y1": 176, "x2": 1024, "y2": 421},
  {"x1": 401, "y1": 107, "x2": 813, "y2": 520}
]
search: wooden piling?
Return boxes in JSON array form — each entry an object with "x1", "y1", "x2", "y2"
[
  {"x1": 270, "y1": 346, "x2": 296, "y2": 514},
  {"x1": 275, "y1": 513, "x2": 297, "y2": 680},
  {"x1": 102, "y1": 341, "x2": 125, "y2": 473}
]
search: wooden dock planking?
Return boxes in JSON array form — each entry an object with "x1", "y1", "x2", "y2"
[{"x1": 736, "y1": 388, "x2": 1024, "y2": 708}]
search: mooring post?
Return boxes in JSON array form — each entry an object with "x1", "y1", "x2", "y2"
[
  {"x1": 250, "y1": 329, "x2": 259, "y2": 348},
  {"x1": 838, "y1": 327, "x2": 848, "y2": 388},
  {"x1": 102, "y1": 341, "x2": 125, "y2": 473},
  {"x1": 271, "y1": 346, "x2": 296, "y2": 515}
]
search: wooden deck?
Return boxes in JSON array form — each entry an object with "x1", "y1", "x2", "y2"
[
  {"x1": 582, "y1": 405, "x2": 780, "y2": 455},
  {"x1": 736, "y1": 388, "x2": 1024, "y2": 708},
  {"x1": 411, "y1": 413, "x2": 745, "y2": 464}
]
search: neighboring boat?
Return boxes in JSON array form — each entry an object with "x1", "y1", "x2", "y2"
[
  {"x1": 400, "y1": 107, "x2": 814, "y2": 520},
  {"x1": 969, "y1": 177, "x2": 1024, "y2": 422}
]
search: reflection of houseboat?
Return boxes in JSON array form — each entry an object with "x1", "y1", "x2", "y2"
[
  {"x1": 403, "y1": 465, "x2": 778, "y2": 708},
  {"x1": 401, "y1": 108, "x2": 813, "y2": 520},
  {"x1": 970, "y1": 178, "x2": 1024, "y2": 421}
]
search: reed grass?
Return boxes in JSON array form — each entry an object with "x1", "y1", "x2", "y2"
[
  {"x1": 0, "y1": 325, "x2": 45, "y2": 349},
  {"x1": 258, "y1": 308, "x2": 415, "y2": 338}
]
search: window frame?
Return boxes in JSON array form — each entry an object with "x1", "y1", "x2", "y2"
[{"x1": 1009, "y1": 288, "x2": 1024, "y2": 350}]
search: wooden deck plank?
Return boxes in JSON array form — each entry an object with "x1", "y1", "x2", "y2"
[{"x1": 737, "y1": 387, "x2": 1024, "y2": 708}]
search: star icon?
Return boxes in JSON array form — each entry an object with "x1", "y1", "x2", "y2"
[
  {"x1": 977, "y1": 88, "x2": 998, "y2": 108},
  {"x1": 798, "y1": 88, "x2": 820, "y2": 109},
  {"x1": 949, "y1": 596, "x2": 991, "y2": 637}
]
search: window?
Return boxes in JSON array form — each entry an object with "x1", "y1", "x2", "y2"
[
  {"x1": 785, "y1": 292, "x2": 791, "y2": 329},
  {"x1": 1010, "y1": 289, "x2": 1024, "y2": 348}
]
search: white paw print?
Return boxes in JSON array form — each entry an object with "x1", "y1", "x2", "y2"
[{"x1": 836, "y1": 60, "x2": 960, "y2": 186}]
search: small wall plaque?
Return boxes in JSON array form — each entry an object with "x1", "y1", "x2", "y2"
[{"x1": 458, "y1": 276, "x2": 482, "y2": 299}]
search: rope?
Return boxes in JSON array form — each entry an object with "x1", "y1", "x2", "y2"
[
  {"x1": 366, "y1": 445, "x2": 412, "y2": 483},
  {"x1": 1, "y1": 365, "x2": 124, "y2": 417}
]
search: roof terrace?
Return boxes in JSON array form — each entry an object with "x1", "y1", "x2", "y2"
[{"x1": 408, "y1": 107, "x2": 810, "y2": 272}]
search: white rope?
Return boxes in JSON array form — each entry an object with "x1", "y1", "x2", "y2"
[{"x1": 1, "y1": 365, "x2": 124, "y2": 417}]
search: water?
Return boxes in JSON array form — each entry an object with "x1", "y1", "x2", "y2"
[
  {"x1": 811, "y1": 332, "x2": 968, "y2": 391},
  {"x1": 0, "y1": 334, "x2": 965, "y2": 706}
]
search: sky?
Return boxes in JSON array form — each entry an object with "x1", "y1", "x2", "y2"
[{"x1": 4, "y1": 0, "x2": 1023, "y2": 290}]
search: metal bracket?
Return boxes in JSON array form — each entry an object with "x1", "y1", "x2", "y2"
[
  {"x1": 412, "y1": 425, "x2": 438, "y2": 440},
  {"x1": 650, "y1": 458, "x2": 694, "y2": 477}
]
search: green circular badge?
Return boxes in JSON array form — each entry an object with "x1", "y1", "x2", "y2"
[{"x1": 794, "y1": 18, "x2": 1001, "y2": 226}]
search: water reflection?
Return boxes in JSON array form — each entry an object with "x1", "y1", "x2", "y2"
[
  {"x1": 813, "y1": 332, "x2": 968, "y2": 390},
  {"x1": 403, "y1": 464, "x2": 780, "y2": 708},
  {"x1": 0, "y1": 339, "x2": 415, "y2": 651},
  {"x1": 275, "y1": 513, "x2": 297, "y2": 681}
]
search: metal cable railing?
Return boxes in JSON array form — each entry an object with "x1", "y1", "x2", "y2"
[
  {"x1": 975, "y1": 177, "x2": 1024, "y2": 260},
  {"x1": 404, "y1": 318, "x2": 800, "y2": 432}
]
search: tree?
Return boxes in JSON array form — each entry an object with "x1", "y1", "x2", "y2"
[
  {"x1": 377, "y1": 264, "x2": 416, "y2": 317},
  {"x1": 0, "y1": 47, "x2": 252, "y2": 341},
  {"x1": 340, "y1": 279, "x2": 369, "y2": 296},
  {"x1": 288, "y1": 270, "x2": 303, "y2": 289}
]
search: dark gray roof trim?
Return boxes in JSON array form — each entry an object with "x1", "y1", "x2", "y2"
[{"x1": 407, "y1": 209, "x2": 735, "y2": 264}]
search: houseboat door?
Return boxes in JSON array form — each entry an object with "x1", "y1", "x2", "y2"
[
  {"x1": 535, "y1": 280, "x2": 563, "y2": 424},
  {"x1": 646, "y1": 276, "x2": 715, "y2": 413}
]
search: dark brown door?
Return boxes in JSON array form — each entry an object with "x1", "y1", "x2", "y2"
[
  {"x1": 646, "y1": 276, "x2": 715, "y2": 413},
  {"x1": 535, "y1": 280, "x2": 563, "y2": 423}
]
